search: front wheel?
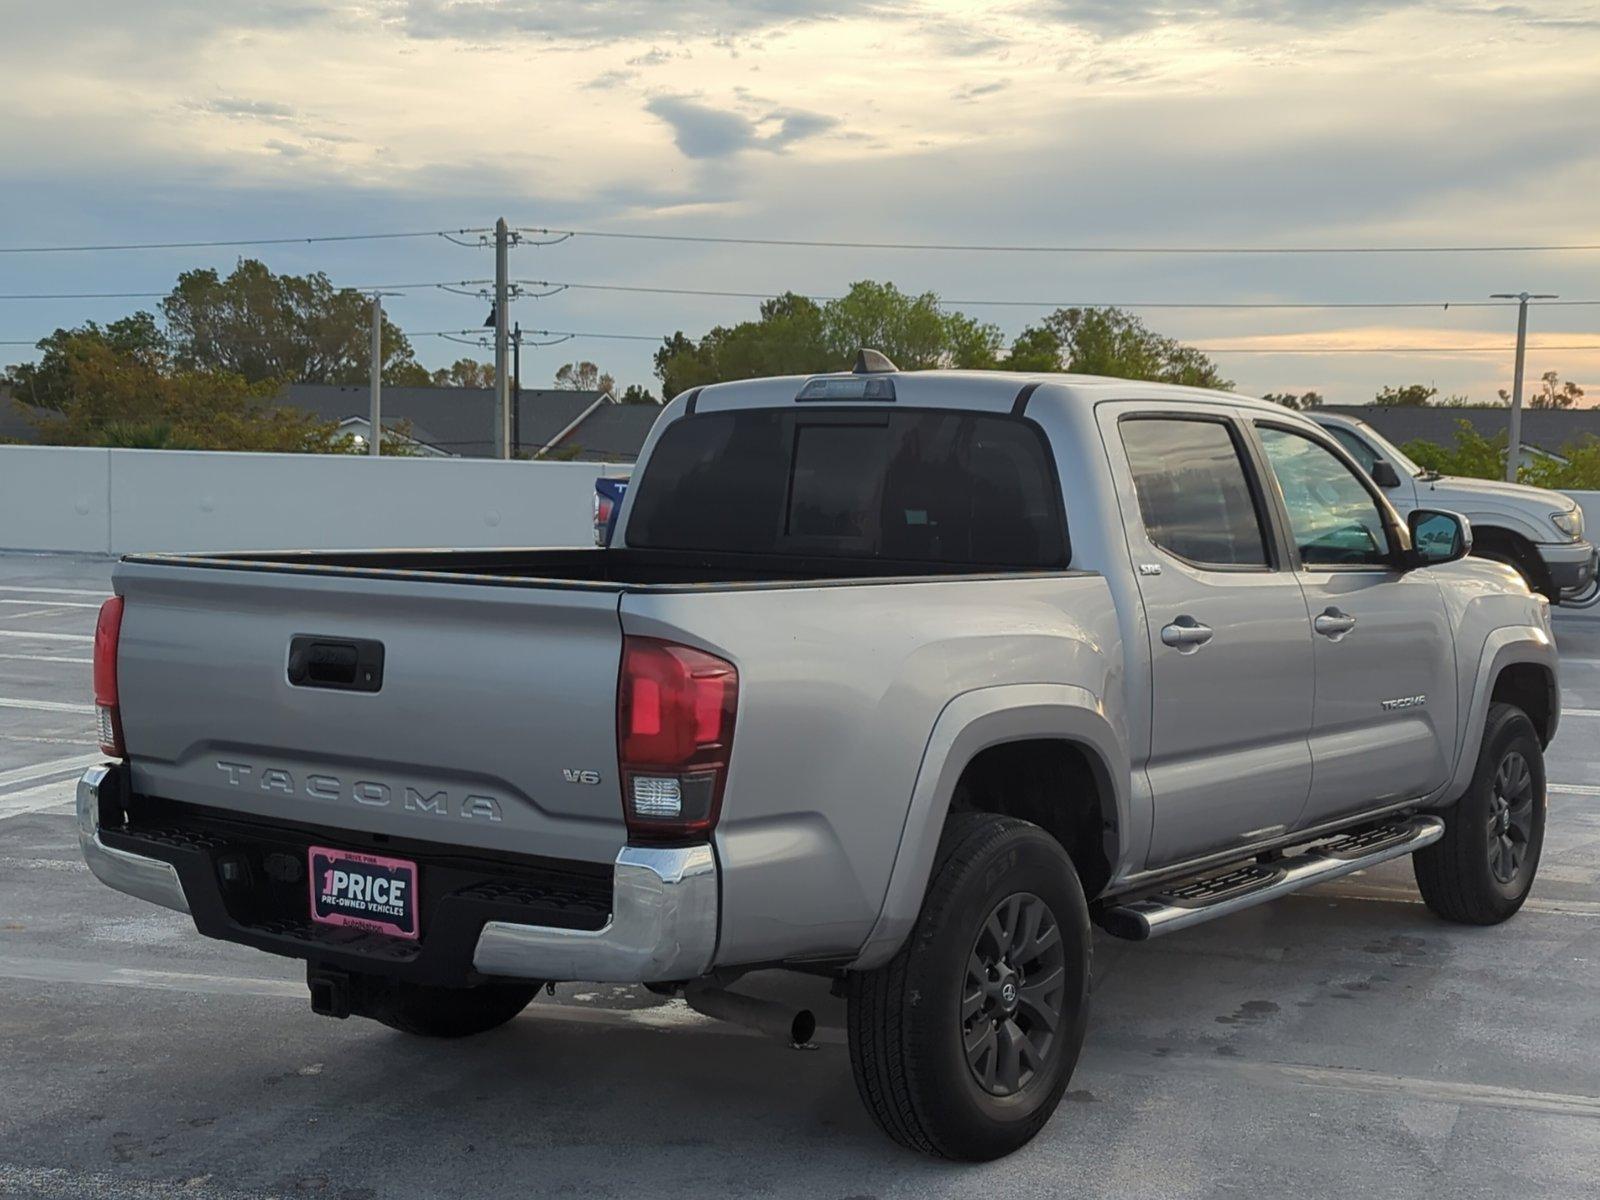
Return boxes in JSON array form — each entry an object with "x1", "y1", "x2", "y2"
[
  {"x1": 1413, "y1": 702, "x2": 1546, "y2": 924},
  {"x1": 847, "y1": 813, "x2": 1091, "y2": 1160}
]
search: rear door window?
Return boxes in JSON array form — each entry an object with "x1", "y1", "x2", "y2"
[
  {"x1": 1119, "y1": 417, "x2": 1271, "y2": 568},
  {"x1": 626, "y1": 408, "x2": 1069, "y2": 568}
]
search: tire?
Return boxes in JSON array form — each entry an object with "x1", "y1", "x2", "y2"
[
  {"x1": 355, "y1": 975, "x2": 541, "y2": 1038},
  {"x1": 1413, "y1": 702, "x2": 1546, "y2": 925},
  {"x1": 847, "y1": 813, "x2": 1091, "y2": 1161}
]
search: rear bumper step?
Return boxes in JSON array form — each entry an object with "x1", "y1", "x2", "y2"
[{"x1": 1099, "y1": 815, "x2": 1445, "y2": 941}]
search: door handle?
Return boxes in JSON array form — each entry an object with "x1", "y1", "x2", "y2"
[
  {"x1": 1160, "y1": 616, "x2": 1214, "y2": 652},
  {"x1": 1313, "y1": 607, "x2": 1358, "y2": 640}
]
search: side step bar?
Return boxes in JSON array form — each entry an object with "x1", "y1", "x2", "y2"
[{"x1": 1100, "y1": 815, "x2": 1445, "y2": 942}]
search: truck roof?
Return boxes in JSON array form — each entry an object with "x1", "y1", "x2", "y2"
[{"x1": 687, "y1": 369, "x2": 1288, "y2": 417}]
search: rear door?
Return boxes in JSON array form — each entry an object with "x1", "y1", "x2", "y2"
[
  {"x1": 1250, "y1": 421, "x2": 1457, "y2": 823},
  {"x1": 113, "y1": 560, "x2": 628, "y2": 865},
  {"x1": 1102, "y1": 405, "x2": 1315, "y2": 867}
]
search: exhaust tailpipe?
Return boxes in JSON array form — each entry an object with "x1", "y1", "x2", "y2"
[{"x1": 683, "y1": 984, "x2": 816, "y2": 1047}]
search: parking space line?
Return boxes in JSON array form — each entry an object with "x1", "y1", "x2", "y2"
[
  {"x1": 0, "y1": 781, "x2": 77, "y2": 820},
  {"x1": 0, "y1": 696, "x2": 95, "y2": 715},
  {"x1": 0, "y1": 630, "x2": 93, "y2": 643},
  {"x1": 0, "y1": 598, "x2": 100, "y2": 609},
  {"x1": 1551, "y1": 782, "x2": 1600, "y2": 796},
  {"x1": 0, "y1": 586, "x2": 107, "y2": 598},
  {"x1": 0, "y1": 652, "x2": 92, "y2": 665},
  {"x1": 1563, "y1": 708, "x2": 1600, "y2": 717},
  {"x1": 0, "y1": 751, "x2": 104, "y2": 790}
]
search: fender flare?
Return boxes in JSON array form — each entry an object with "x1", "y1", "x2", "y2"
[
  {"x1": 848, "y1": 683, "x2": 1130, "y2": 970},
  {"x1": 1442, "y1": 624, "x2": 1559, "y2": 801}
]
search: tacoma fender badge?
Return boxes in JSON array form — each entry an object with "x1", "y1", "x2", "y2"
[{"x1": 1381, "y1": 695, "x2": 1427, "y2": 711}]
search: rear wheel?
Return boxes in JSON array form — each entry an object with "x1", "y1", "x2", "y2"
[
  {"x1": 847, "y1": 813, "x2": 1091, "y2": 1160},
  {"x1": 1413, "y1": 702, "x2": 1546, "y2": 924},
  {"x1": 356, "y1": 976, "x2": 542, "y2": 1038}
]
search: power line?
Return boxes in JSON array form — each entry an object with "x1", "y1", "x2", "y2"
[
  {"x1": 519, "y1": 226, "x2": 1600, "y2": 256},
  {"x1": 0, "y1": 231, "x2": 486, "y2": 255},
  {"x1": 515, "y1": 279, "x2": 1600, "y2": 311}
]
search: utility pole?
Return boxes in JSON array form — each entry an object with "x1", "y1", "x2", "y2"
[
  {"x1": 1490, "y1": 291, "x2": 1558, "y2": 482},
  {"x1": 512, "y1": 322, "x2": 522, "y2": 459},
  {"x1": 368, "y1": 292, "x2": 383, "y2": 458},
  {"x1": 494, "y1": 217, "x2": 512, "y2": 459}
]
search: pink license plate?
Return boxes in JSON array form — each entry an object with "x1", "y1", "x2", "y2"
[{"x1": 308, "y1": 846, "x2": 419, "y2": 940}]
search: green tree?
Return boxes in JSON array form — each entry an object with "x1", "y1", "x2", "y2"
[
  {"x1": 23, "y1": 338, "x2": 340, "y2": 452},
  {"x1": 617, "y1": 384, "x2": 658, "y2": 405},
  {"x1": 1262, "y1": 390, "x2": 1324, "y2": 411},
  {"x1": 1376, "y1": 383, "x2": 1438, "y2": 407},
  {"x1": 1524, "y1": 436, "x2": 1600, "y2": 489},
  {"x1": 1039, "y1": 307, "x2": 1230, "y2": 388},
  {"x1": 1001, "y1": 324, "x2": 1065, "y2": 372},
  {"x1": 162, "y1": 259, "x2": 428, "y2": 386},
  {"x1": 431, "y1": 358, "x2": 494, "y2": 388},
  {"x1": 1500, "y1": 370, "x2": 1583, "y2": 411},
  {"x1": 2, "y1": 313, "x2": 168, "y2": 409},
  {"x1": 553, "y1": 361, "x2": 618, "y2": 395},
  {"x1": 1402, "y1": 420, "x2": 1505, "y2": 479}
]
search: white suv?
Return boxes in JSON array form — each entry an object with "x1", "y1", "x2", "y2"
[{"x1": 1311, "y1": 411, "x2": 1597, "y2": 605}]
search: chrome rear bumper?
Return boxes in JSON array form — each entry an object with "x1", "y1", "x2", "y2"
[
  {"x1": 77, "y1": 765, "x2": 718, "y2": 984},
  {"x1": 77, "y1": 764, "x2": 190, "y2": 914}
]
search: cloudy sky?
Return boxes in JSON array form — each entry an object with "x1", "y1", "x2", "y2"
[{"x1": 2, "y1": 0, "x2": 1598, "y2": 403}]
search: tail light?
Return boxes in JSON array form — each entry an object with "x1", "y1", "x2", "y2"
[
  {"x1": 93, "y1": 596, "x2": 125, "y2": 757},
  {"x1": 617, "y1": 636, "x2": 738, "y2": 841}
]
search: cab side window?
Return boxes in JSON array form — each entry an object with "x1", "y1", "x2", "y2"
[
  {"x1": 1327, "y1": 427, "x2": 1379, "y2": 475},
  {"x1": 1258, "y1": 426, "x2": 1392, "y2": 567},
  {"x1": 1119, "y1": 418, "x2": 1269, "y2": 567}
]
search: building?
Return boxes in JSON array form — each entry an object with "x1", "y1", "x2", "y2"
[
  {"x1": 1320, "y1": 404, "x2": 1600, "y2": 466},
  {"x1": 280, "y1": 384, "x2": 662, "y2": 462},
  {"x1": 1, "y1": 383, "x2": 663, "y2": 463}
]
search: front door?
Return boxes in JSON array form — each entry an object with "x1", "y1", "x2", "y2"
[
  {"x1": 1252, "y1": 422, "x2": 1458, "y2": 826},
  {"x1": 1109, "y1": 409, "x2": 1315, "y2": 868}
]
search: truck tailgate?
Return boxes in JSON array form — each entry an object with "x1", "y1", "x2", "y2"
[{"x1": 112, "y1": 560, "x2": 628, "y2": 866}]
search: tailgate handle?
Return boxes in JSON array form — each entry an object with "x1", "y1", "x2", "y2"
[{"x1": 287, "y1": 635, "x2": 385, "y2": 693}]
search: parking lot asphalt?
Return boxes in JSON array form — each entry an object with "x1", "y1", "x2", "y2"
[{"x1": 2, "y1": 552, "x2": 1598, "y2": 1200}]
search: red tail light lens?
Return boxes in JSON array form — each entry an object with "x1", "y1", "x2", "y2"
[
  {"x1": 617, "y1": 636, "x2": 738, "y2": 841},
  {"x1": 93, "y1": 596, "x2": 125, "y2": 757}
]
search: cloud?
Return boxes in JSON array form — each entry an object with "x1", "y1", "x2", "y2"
[
  {"x1": 1032, "y1": 1, "x2": 1427, "y2": 37},
  {"x1": 197, "y1": 96, "x2": 298, "y2": 120},
  {"x1": 645, "y1": 97, "x2": 838, "y2": 158},
  {"x1": 395, "y1": 0, "x2": 891, "y2": 42},
  {"x1": 953, "y1": 80, "x2": 1009, "y2": 103},
  {"x1": 584, "y1": 68, "x2": 637, "y2": 90}
]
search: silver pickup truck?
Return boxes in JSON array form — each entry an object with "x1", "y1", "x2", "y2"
[{"x1": 80, "y1": 358, "x2": 1560, "y2": 1160}]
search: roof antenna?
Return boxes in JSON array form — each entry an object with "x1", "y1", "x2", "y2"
[{"x1": 853, "y1": 348, "x2": 899, "y2": 375}]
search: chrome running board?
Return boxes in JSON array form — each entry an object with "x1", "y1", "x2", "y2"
[{"x1": 1099, "y1": 816, "x2": 1445, "y2": 941}]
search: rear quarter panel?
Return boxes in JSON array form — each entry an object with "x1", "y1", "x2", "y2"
[{"x1": 621, "y1": 573, "x2": 1123, "y2": 966}]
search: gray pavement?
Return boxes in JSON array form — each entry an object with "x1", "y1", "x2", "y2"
[{"x1": 2, "y1": 553, "x2": 1598, "y2": 1199}]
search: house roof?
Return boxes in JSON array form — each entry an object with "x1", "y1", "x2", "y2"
[
  {"x1": 554, "y1": 403, "x2": 664, "y2": 463},
  {"x1": 1319, "y1": 405, "x2": 1600, "y2": 453},
  {"x1": 0, "y1": 392, "x2": 38, "y2": 443},
  {"x1": 280, "y1": 384, "x2": 606, "y2": 458}
]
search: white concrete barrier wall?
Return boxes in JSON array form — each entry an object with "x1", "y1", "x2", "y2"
[{"x1": 0, "y1": 445, "x2": 611, "y2": 554}]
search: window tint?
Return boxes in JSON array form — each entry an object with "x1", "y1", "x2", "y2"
[
  {"x1": 1326, "y1": 426, "x2": 1379, "y2": 474},
  {"x1": 626, "y1": 408, "x2": 1068, "y2": 567},
  {"x1": 1119, "y1": 418, "x2": 1269, "y2": 567},
  {"x1": 1258, "y1": 426, "x2": 1392, "y2": 567}
]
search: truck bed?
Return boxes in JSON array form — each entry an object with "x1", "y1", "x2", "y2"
[{"x1": 125, "y1": 546, "x2": 1080, "y2": 590}]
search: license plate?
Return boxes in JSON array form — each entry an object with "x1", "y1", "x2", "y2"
[{"x1": 308, "y1": 846, "x2": 419, "y2": 940}]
